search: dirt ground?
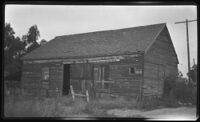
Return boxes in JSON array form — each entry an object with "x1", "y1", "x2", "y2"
[{"x1": 106, "y1": 106, "x2": 197, "y2": 120}]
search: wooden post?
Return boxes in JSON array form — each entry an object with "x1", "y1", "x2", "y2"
[
  {"x1": 175, "y1": 19, "x2": 197, "y2": 83},
  {"x1": 138, "y1": 53, "x2": 144, "y2": 102},
  {"x1": 92, "y1": 64, "x2": 96, "y2": 98},
  {"x1": 86, "y1": 90, "x2": 89, "y2": 102},
  {"x1": 70, "y1": 85, "x2": 75, "y2": 101},
  {"x1": 186, "y1": 19, "x2": 191, "y2": 83},
  {"x1": 56, "y1": 88, "x2": 60, "y2": 98}
]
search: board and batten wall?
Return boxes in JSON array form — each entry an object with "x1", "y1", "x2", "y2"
[{"x1": 143, "y1": 27, "x2": 178, "y2": 97}]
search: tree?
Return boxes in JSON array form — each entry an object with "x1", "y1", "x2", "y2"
[
  {"x1": 4, "y1": 23, "x2": 25, "y2": 65},
  {"x1": 4, "y1": 23, "x2": 26, "y2": 76},
  {"x1": 4, "y1": 23, "x2": 15, "y2": 65},
  {"x1": 25, "y1": 25, "x2": 40, "y2": 53},
  {"x1": 4, "y1": 23, "x2": 42, "y2": 80},
  {"x1": 26, "y1": 41, "x2": 40, "y2": 53},
  {"x1": 40, "y1": 39, "x2": 47, "y2": 46},
  {"x1": 187, "y1": 64, "x2": 197, "y2": 83},
  {"x1": 27, "y1": 25, "x2": 40, "y2": 44}
]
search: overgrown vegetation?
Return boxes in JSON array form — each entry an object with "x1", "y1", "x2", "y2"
[
  {"x1": 133, "y1": 73, "x2": 197, "y2": 110},
  {"x1": 163, "y1": 74, "x2": 197, "y2": 105},
  {"x1": 4, "y1": 93, "x2": 138, "y2": 117},
  {"x1": 172, "y1": 81, "x2": 197, "y2": 105},
  {"x1": 4, "y1": 84, "x2": 196, "y2": 118},
  {"x1": 4, "y1": 95, "x2": 87, "y2": 117},
  {"x1": 4, "y1": 70, "x2": 197, "y2": 117}
]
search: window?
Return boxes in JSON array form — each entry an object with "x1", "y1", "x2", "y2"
[
  {"x1": 94, "y1": 67, "x2": 101, "y2": 81},
  {"x1": 130, "y1": 67, "x2": 135, "y2": 74},
  {"x1": 94, "y1": 65, "x2": 109, "y2": 81},
  {"x1": 42, "y1": 67, "x2": 49, "y2": 80},
  {"x1": 129, "y1": 67, "x2": 142, "y2": 75},
  {"x1": 94, "y1": 65, "x2": 111, "y2": 89}
]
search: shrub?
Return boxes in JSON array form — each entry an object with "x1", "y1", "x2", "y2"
[
  {"x1": 172, "y1": 81, "x2": 196, "y2": 105},
  {"x1": 163, "y1": 75, "x2": 196, "y2": 105},
  {"x1": 163, "y1": 75, "x2": 176, "y2": 97}
]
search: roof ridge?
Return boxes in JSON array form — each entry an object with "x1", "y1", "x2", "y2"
[{"x1": 55, "y1": 23, "x2": 166, "y2": 39}]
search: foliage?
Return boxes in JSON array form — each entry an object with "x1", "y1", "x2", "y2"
[
  {"x1": 26, "y1": 41, "x2": 40, "y2": 53},
  {"x1": 4, "y1": 23, "x2": 15, "y2": 48},
  {"x1": 163, "y1": 73, "x2": 196, "y2": 105},
  {"x1": 4, "y1": 23, "x2": 43, "y2": 80},
  {"x1": 40, "y1": 39, "x2": 47, "y2": 45},
  {"x1": 172, "y1": 80, "x2": 197, "y2": 105},
  {"x1": 138, "y1": 72, "x2": 197, "y2": 110},
  {"x1": 4, "y1": 23, "x2": 26, "y2": 63},
  {"x1": 163, "y1": 75, "x2": 177, "y2": 97},
  {"x1": 4, "y1": 23, "x2": 26, "y2": 74},
  {"x1": 22, "y1": 25, "x2": 41, "y2": 53},
  {"x1": 27, "y1": 25, "x2": 40, "y2": 44},
  {"x1": 187, "y1": 64, "x2": 197, "y2": 83}
]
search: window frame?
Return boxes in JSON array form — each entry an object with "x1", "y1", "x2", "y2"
[
  {"x1": 129, "y1": 67, "x2": 142, "y2": 75},
  {"x1": 94, "y1": 65, "x2": 112, "y2": 89},
  {"x1": 42, "y1": 67, "x2": 50, "y2": 81}
]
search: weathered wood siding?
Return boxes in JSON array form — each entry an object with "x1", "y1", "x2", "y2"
[
  {"x1": 21, "y1": 62, "x2": 63, "y2": 97},
  {"x1": 143, "y1": 27, "x2": 178, "y2": 97},
  {"x1": 107, "y1": 55, "x2": 143, "y2": 97},
  {"x1": 68, "y1": 55, "x2": 144, "y2": 98},
  {"x1": 21, "y1": 54, "x2": 144, "y2": 98},
  {"x1": 69, "y1": 63, "x2": 94, "y2": 98}
]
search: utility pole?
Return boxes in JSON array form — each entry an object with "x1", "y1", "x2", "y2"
[
  {"x1": 193, "y1": 58, "x2": 195, "y2": 66},
  {"x1": 175, "y1": 19, "x2": 197, "y2": 83}
]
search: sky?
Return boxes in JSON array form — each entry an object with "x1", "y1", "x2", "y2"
[{"x1": 5, "y1": 5, "x2": 197, "y2": 78}]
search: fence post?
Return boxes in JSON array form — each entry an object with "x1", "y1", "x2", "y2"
[
  {"x1": 86, "y1": 90, "x2": 89, "y2": 102},
  {"x1": 70, "y1": 85, "x2": 75, "y2": 101}
]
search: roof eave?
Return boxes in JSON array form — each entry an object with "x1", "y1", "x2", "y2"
[{"x1": 21, "y1": 51, "x2": 145, "y2": 61}]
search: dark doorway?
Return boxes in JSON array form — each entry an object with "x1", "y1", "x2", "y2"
[{"x1": 63, "y1": 64, "x2": 70, "y2": 95}]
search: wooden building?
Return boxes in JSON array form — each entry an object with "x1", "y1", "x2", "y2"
[{"x1": 21, "y1": 23, "x2": 179, "y2": 98}]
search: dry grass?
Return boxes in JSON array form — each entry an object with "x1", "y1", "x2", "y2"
[
  {"x1": 4, "y1": 95, "x2": 88, "y2": 117},
  {"x1": 5, "y1": 92, "x2": 192, "y2": 118},
  {"x1": 4, "y1": 81, "x2": 196, "y2": 118},
  {"x1": 84, "y1": 96, "x2": 137, "y2": 117},
  {"x1": 4, "y1": 93, "x2": 138, "y2": 118}
]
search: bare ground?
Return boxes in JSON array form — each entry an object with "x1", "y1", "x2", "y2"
[{"x1": 107, "y1": 106, "x2": 197, "y2": 120}]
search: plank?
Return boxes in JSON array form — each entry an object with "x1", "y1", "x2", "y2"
[{"x1": 145, "y1": 48, "x2": 177, "y2": 64}]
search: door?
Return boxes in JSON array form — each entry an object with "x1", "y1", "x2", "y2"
[{"x1": 63, "y1": 64, "x2": 70, "y2": 95}]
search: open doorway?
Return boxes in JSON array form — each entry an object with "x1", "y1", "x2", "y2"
[{"x1": 63, "y1": 64, "x2": 70, "y2": 95}]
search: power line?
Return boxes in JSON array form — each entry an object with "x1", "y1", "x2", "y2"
[{"x1": 175, "y1": 19, "x2": 197, "y2": 24}]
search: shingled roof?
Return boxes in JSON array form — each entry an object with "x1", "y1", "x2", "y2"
[{"x1": 22, "y1": 23, "x2": 166, "y2": 60}]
